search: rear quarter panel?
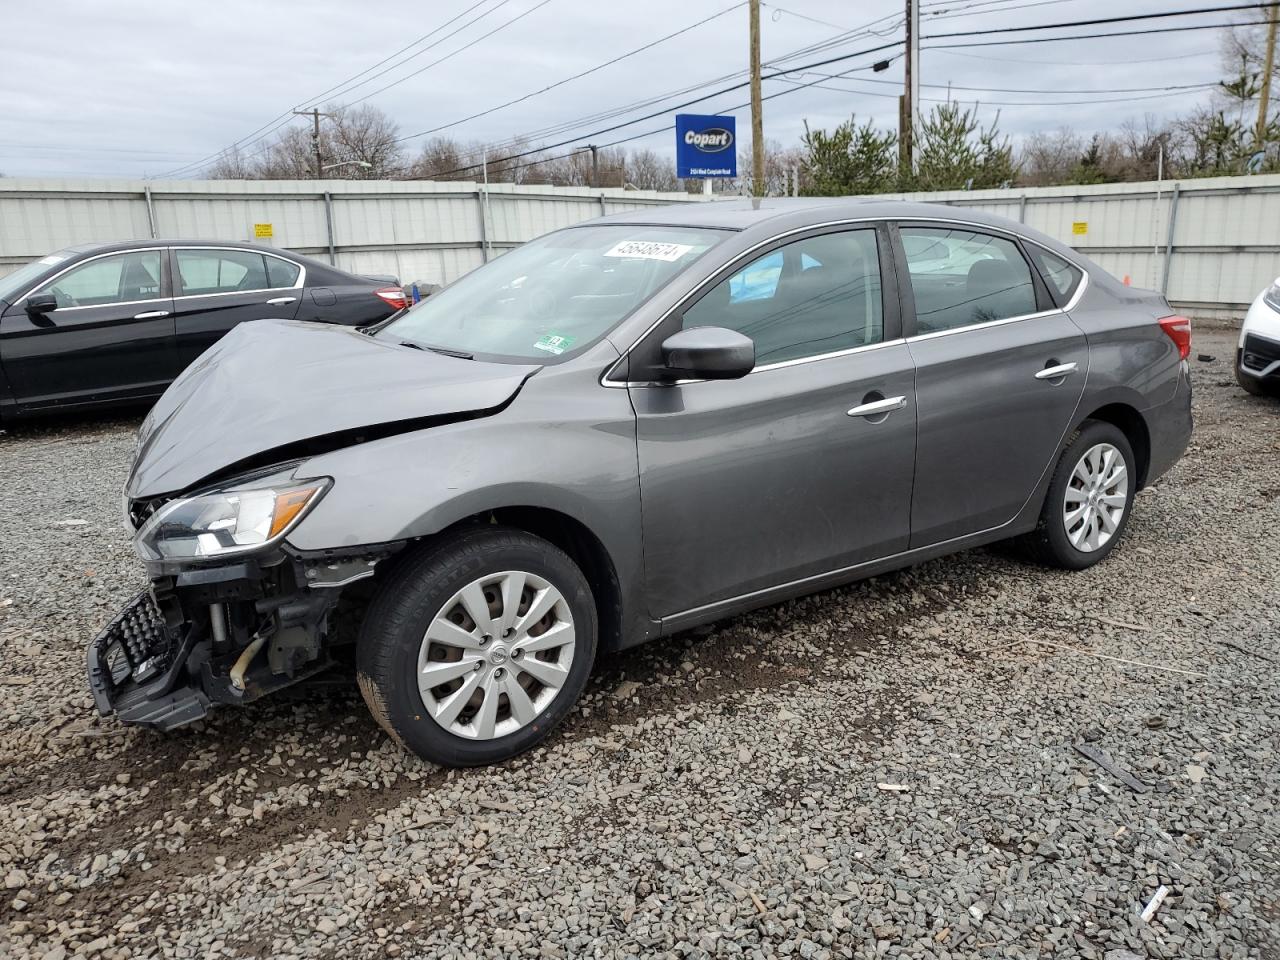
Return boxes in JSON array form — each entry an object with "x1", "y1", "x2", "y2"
[{"x1": 1067, "y1": 276, "x2": 1191, "y2": 485}]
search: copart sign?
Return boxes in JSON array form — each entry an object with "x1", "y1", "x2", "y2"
[{"x1": 675, "y1": 114, "x2": 738, "y2": 180}]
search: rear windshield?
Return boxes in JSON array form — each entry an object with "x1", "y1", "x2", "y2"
[
  {"x1": 0, "y1": 251, "x2": 76, "y2": 304},
  {"x1": 381, "y1": 225, "x2": 724, "y2": 362}
]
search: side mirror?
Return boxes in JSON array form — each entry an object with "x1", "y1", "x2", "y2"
[
  {"x1": 660, "y1": 325, "x2": 755, "y2": 381},
  {"x1": 26, "y1": 294, "x2": 58, "y2": 314}
]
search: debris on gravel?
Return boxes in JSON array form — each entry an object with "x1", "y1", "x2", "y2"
[{"x1": 0, "y1": 327, "x2": 1277, "y2": 958}]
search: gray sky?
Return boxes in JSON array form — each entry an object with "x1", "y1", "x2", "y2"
[{"x1": 0, "y1": 0, "x2": 1243, "y2": 179}]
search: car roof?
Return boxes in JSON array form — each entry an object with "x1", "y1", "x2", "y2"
[
  {"x1": 588, "y1": 196, "x2": 1029, "y2": 235},
  {"x1": 55, "y1": 239, "x2": 338, "y2": 271},
  {"x1": 586, "y1": 196, "x2": 1086, "y2": 265}
]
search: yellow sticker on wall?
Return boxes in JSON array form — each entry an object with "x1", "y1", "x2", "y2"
[
  {"x1": 254, "y1": 223, "x2": 274, "y2": 239},
  {"x1": 1071, "y1": 221, "x2": 1088, "y2": 236}
]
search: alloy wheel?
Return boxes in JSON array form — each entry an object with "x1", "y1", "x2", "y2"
[
  {"x1": 1062, "y1": 442, "x2": 1128, "y2": 553},
  {"x1": 416, "y1": 570, "x2": 576, "y2": 739}
]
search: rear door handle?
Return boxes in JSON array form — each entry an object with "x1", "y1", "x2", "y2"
[
  {"x1": 266, "y1": 296, "x2": 297, "y2": 305},
  {"x1": 1035, "y1": 362, "x2": 1078, "y2": 380},
  {"x1": 847, "y1": 396, "x2": 907, "y2": 418},
  {"x1": 132, "y1": 310, "x2": 170, "y2": 319}
]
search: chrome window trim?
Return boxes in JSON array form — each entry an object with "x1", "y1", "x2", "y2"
[
  {"x1": 171, "y1": 245, "x2": 306, "y2": 298},
  {"x1": 600, "y1": 214, "x2": 1093, "y2": 387},
  {"x1": 17, "y1": 246, "x2": 169, "y2": 312},
  {"x1": 904, "y1": 308, "x2": 1063, "y2": 343}
]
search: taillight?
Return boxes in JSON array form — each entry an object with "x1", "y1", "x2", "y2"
[
  {"x1": 1158, "y1": 314, "x2": 1191, "y2": 360},
  {"x1": 375, "y1": 286, "x2": 407, "y2": 310}
]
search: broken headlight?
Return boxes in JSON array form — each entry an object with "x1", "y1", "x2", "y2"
[{"x1": 134, "y1": 470, "x2": 330, "y2": 561}]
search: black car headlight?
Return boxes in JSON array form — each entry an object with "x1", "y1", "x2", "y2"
[{"x1": 134, "y1": 471, "x2": 330, "y2": 561}]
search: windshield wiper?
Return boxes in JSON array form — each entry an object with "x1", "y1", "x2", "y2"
[{"x1": 424, "y1": 345, "x2": 474, "y2": 360}]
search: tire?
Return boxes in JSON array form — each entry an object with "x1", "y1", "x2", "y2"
[
  {"x1": 1236, "y1": 353, "x2": 1277, "y2": 397},
  {"x1": 1019, "y1": 420, "x2": 1136, "y2": 571},
  {"x1": 357, "y1": 526, "x2": 597, "y2": 767}
]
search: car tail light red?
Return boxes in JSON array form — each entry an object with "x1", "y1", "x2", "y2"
[
  {"x1": 374, "y1": 286, "x2": 407, "y2": 310},
  {"x1": 1158, "y1": 314, "x2": 1192, "y2": 360}
]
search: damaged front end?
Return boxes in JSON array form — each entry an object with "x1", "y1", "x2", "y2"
[{"x1": 88, "y1": 462, "x2": 400, "y2": 731}]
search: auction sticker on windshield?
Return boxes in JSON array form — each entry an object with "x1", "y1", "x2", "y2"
[
  {"x1": 533, "y1": 333, "x2": 576, "y2": 355},
  {"x1": 604, "y1": 240, "x2": 693, "y2": 262}
]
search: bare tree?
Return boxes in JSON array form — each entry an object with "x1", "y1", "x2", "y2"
[
  {"x1": 621, "y1": 148, "x2": 679, "y2": 191},
  {"x1": 211, "y1": 103, "x2": 405, "y2": 179},
  {"x1": 1019, "y1": 127, "x2": 1082, "y2": 186}
]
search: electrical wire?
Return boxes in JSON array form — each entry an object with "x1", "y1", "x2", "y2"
[
  {"x1": 396, "y1": 3, "x2": 745, "y2": 143},
  {"x1": 154, "y1": 0, "x2": 517, "y2": 177},
  {"x1": 925, "y1": 2, "x2": 1280, "y2": 39},
  {"x1": 925, "y1": 17, "x2": 1275, "y2": 49}
]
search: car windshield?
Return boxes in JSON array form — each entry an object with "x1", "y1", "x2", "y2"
[
  {"x1": 0, "y1": 250, "x2": 76, "y2": 303},
  {"x1": 381, "y1": 225, "x2": 724, "y2": 361}
]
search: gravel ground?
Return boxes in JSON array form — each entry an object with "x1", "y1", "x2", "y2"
[{"x1": 0, "y1": 324, "x2": 1276, "y2": 960}]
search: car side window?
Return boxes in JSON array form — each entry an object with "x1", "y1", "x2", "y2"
[
  {"x1": 32, "y1": 251, "x2": 162, "y2": 308},
  {"x1": 682, "y1": 229, "x2": 884, "y2": 366},
  {"x1": 899, "y1": 226, "x2": 1037, "y2": 334},
  {"x1": 176, "y1": 250, "x2": 271, "y2": 296},
  {"x1": 265, "y1": 256, "x2": 301, "y2": 288},
  {"x1": 1026, "y1": 246, "x2": 1082, "y2": 304}
]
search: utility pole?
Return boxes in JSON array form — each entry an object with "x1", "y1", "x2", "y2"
[
  {"x1": 293, "y1": 108, "x2": 328, "y2": 179},
  {"x1": 587, "y1": 144, "x2": 599, "y2": 188},
  {"x1": 749, "y1": 0, "x2": 764, "y2": 197},
  {"x1": 900, "y1": 0, "x2": 920, "y2": 171},
  {"x1": 1257, "y1": 3, "x2": 1278, "y2": 146}
]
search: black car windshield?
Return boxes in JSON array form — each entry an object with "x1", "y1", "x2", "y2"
[
  {"x1": 381, "y1": 225, "x2": 724, "y2": 361},
  {"x1": 0, "y1": 250, "x2": 76, "y2": 303}
]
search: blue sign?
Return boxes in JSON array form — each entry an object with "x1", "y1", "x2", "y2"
[{"x1": 675, "y1": 114, "x2": 737, "y2": 179}]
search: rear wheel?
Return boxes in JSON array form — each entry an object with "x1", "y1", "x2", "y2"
[
  {"x1": 357, "y1": 526, "x2": 596, "y2": 766},
  {"x1": 1020, "y1": 420, "x2": 1135, "y2": 570}
]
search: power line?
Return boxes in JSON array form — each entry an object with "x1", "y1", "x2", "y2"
[
  {"x1": 932, "y1": 46, "x2": 1216, "y2": 65},
  {"x1": 925, "y1": 2, "x2": 1280, "y2": 40},
  {"x1": 925, "y1": 16, "x2": 1276, "y2": 49},
  {"x1": 429, "y1": 41, "x2": 906, "y2": 178},
  {"x1": 296, "y1": 0, "x2": 518, "y2": 109},
  {"x1": 396, "y1": 3, "x2": 745, "y2": 143},
  {"x1": 789, "y1": 68, "x2": 1221, "y2": 95},
  {"x1": 785, "y1": 75, "x2": 1218, "y2": 106},
  {"x1": 342, "y1": 0, "x2": 556, "y2": 108},
  {"x1": 154, "y1": 0, "x2": 515, "y2": 178}
]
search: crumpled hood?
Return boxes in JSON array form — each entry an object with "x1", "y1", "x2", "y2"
[{"x1": 127, "y1": 319, "x2": 539, "y2": 499}]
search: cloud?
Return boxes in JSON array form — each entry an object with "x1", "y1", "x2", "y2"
[{"x1": 0, "y1": 0, "x2": 1228, "y2": 178}]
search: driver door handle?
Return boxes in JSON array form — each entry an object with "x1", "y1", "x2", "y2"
[
  {"x1": 847, "y1": 396, "x2": 907, "y2": 418},
  {"x1": 1035, "y1": 362, "x2": 1078, "y2": 380},
  {"x1": 266, "y1": 296, "x2": 297, "y2": 305},
  {"x1": 132, "y1": 310, "x2": 170, "y2": 319}
]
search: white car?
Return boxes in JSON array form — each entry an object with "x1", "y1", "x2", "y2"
[{"x1": 1238, "y1": 279, "x2": 1280, "y2": 397}]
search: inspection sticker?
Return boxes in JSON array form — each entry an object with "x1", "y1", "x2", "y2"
[
  {"x1": 533, "y1": 333, "x2": 576, "y2": 355},
  {"x1": 604, "y1": 240, "x2": 693, "y2": 262}
]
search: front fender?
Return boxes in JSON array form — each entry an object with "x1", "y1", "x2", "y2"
[{"x1": 283, "y1": 363, "x2": 647, "y2": 637}]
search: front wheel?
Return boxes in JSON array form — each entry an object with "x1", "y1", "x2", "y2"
[
  {"x1": 357, "y1": 526, "x2": 597, "y2": 767},
  {"x1": 1019, "y1": 420, "x2": 1136, "y2": 570}
]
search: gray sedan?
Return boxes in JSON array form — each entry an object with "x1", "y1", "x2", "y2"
[{"x1": 89, "y1": 199, "x2": 1192, "y2": 767}]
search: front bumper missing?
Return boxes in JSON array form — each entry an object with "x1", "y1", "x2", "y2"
[
  {"x1": 86, "y1": 543, "x2": 399, "y2": 732},
  {"x1": 87, "y1": 589, "x2": 212, "y2": 731}
]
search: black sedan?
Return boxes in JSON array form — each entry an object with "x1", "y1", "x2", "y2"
[{"x1": 0, "y1": 240, "x2": 407, "y2": 418}]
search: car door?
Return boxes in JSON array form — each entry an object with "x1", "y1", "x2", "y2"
[
  {"x1": 893, "y1": 222, "x2": 1088, "y2": 548},
  {"x1": 627, "y1": 224, "x2": 916, "y2": 619},
  {"x1": 0, "y1": 247, "x2": 176, "y2": 409},
  {"x1": 170, "y1": 247, "x2": 303, "y2": 369}
]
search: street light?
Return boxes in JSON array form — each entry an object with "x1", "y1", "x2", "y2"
[{"x1": 321, "y1": 160, "x2": 373, "y2": 173}]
